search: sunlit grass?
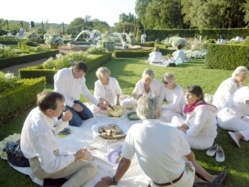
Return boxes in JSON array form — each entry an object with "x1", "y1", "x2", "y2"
[{"x1": 1, "y1": 57, "x2": 248, "y2": 186}]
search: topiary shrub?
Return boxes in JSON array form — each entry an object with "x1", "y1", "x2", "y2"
[
  {"x1": 205, "y1": 44, "x2": 249, "y2": 70},
  {"x1": 0, "y1": 77, "x2": 45, "y2": 126}
]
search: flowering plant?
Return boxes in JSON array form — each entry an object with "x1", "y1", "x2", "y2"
[
  {"x1": 162, "y1": 36, "x2": 189, "y2": 49},
  {"x1": 0, "y1": 72, "x2": 19, "y2": 93},
  {"x1": 44, "y1": 34, "x2": 64, "y2": 48},
  {"x1": 0, "y1": 44, "x2": 15, "y2": 58}
]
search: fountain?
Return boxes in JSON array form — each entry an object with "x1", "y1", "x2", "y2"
[
  {"x1": 108, "y1": 32, "x2": 134, "y2": 49},
  {"x1": 73, "y1": 30, "x2": 101, "y2": 46},
  {"x1": 70, "y1": 30, "x2": 141, "y2": 50}
]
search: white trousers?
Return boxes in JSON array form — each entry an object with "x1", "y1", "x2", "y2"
[{"x1": 217, "y1": 116, "x2": 249, "y2": 131}]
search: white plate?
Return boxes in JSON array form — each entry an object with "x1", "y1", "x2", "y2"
[{"x1": 91, "y1": 121, "x2": 129, "y2": 139}]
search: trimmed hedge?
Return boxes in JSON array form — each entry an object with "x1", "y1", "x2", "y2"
[
  {"x1": 205, "y1": 44, "x2": 249, "y2": 70},
  {"x1": 19, "y1": 53, "x2": 112, "y2": 84},
  {"x1": 145, "y1": 28, "x2": 249, "y2": 41},
  {"x1": 154, "y1": 42, "x2": 172, "y2": 49},
  {"x1": 18, "y1": 39, "x2": 38, "y2": 50},
  {"x1": 133, "y1": 42, "x2": 154, "y2": 47},
  {"x1": 0, "y1": 50, "x2": 59, "y2": 69},
  {"x1": 0, "y1": 77, "x2": 45, "y2": 126},
  {"x1": 0, "y1": 39, "x2": 19, "y2": 44}
]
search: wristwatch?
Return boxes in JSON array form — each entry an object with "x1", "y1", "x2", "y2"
[{"x1": 112, "y1": 176, "x2": 117, "y2": 185}]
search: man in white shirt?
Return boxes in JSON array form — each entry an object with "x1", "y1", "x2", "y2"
[
  {"x1": 95, "y1": 95, "x2": 227, "y2": 187},
  {"x1": 141, "y1": 33, "x2": 147, "y2": 43},
  {"x1": 54, "y1": 61, "x2": 106, "y2": 127},
  {"x1": 20, "y1": 91, "x2": 97, "y2": 186}
]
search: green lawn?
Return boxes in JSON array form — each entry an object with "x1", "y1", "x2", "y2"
[{"x1": 0, "y1": 57, "x2": 248, "y2": 187}]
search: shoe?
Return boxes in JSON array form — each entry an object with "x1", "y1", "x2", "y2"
[
  {"x1": 43, "y1": 178, "x2": 67, "y2": 187},
  {"x1": 215, "y1": 146, "x2": 225, "y2": 162},
  {"x1": 206, "y1": 144, "x2": 218, "y2": 156},
  {"x1": 228, "y1": 131, "x2": 240, "y2": 148},
  {"x1": 212, "y1": 170, "x2": 227, "y2": 185}
]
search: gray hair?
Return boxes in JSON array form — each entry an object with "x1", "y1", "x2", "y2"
[
  {"x1": 232, "y1": 66, "x2": 248, "y2": 78},
  {"x1": 96, "y1": 67, "x2": 111, "y2": 79},
  {"x1": 162, "y1": 72, "x2": 175, "y2": 84},
  {"x1": 136, "y1": 94, "x2": 160, "y2": 120},
  {"x1": 142, "y1": 68, "x2": 154, "y2": 80}
]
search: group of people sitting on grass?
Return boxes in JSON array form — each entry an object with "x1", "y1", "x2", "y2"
[
  {"x1": 19, "y1": 61, "x2": 249, "y2": 187},
  {"x1": 147, "y1": 45, "x2": 186, "y2": 66}
]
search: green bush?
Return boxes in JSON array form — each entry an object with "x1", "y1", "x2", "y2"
[
  {"x1": 154, "y1": 42, "x2": 172, "y2": 49},
  {"x1": 0, "y1": 72, "x2": 19, "y2": 93},
  {"x1": 205, "y1": 44, "x2": 249, "y2": 70},
  {"x1": 0, "y1": 77, "x2": 45, "y2": 126},
  {"x1": 18, "y1": 39, "x2": 38, "y2": 51},
  {"x1": 19, "y1": 53, "x2": 112, "y2": 84},
  {"x1": 242, "y1": 36, "x2": 249, "y2": 45},
  {"x1": 145, "y1": 28, "x2": 249, "y2": 41},
  {"x1": 0, "y1": 50, "x2": 59, "y2": 69},
  {"x1": 133, "y1": 42, "x2": 154, "y2": 47},
  {"x1": 86, "y1": 46, "x2": 106, "y2": 54}
]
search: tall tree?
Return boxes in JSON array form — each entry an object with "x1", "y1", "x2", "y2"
[
  {"x1": 243, "y1": 0, "x2": 249, "y2": 24},
  {"x1": 144, "y1": 0, "x2": 184, "y2": 29},
  {"x1": 181, "y1": 0, "x2": 246, "y2": 29},
  {"x1": 114, "y1": 12, "x2": 138, "y2": 33},
  {"x1": 135, "y1": 0, "x2": 151, "y2": 29}
]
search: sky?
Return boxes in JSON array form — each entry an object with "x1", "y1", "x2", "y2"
[{"x1": 1, "y1": 0, "x2": 137, "y2": 26}]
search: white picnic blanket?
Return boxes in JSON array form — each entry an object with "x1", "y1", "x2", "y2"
[{"x1": 1, "y1": 109, "x2": 151, "y2": 187}]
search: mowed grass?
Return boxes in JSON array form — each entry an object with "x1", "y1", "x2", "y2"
[{"x1": 0, "y1": 57, "x2": 249, "y2": 187}]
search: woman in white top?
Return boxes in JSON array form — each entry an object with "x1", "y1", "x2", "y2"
[
  {"x1": 94, "y1": 67, "x2": 122, "y2": 107},
  {"x1": 120, "y1": 68, "x2": 163, "y2": 107},
  {"x1": 147, "y1": 47, "x2": 165, "y2": 64},
  {"x1": 217, "y1": 86, "x2": 249, "y2": 148},
  {"x1": 212, "y1": 66, "x2": 248, "y2": 110},
  {"x1": 172, "y1": 44, "x2": 186, "y2": 63},
  {"x1": 160, "y1": 72, "x2": 185, "y2": 122},
  {"x1": 171, "y1": 85, "x2": 218, "y2": 150}
]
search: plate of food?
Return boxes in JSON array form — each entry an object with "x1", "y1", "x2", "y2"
[{"x1": 92, "y1": 122, "x2": 127, "y2": 139}]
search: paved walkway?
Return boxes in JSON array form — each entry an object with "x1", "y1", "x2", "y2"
[{"x1": 1, "y1": 44, "x2": 87, "y2": 76}]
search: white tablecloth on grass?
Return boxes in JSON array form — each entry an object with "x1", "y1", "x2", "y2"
[{"x1": 9, "y1": 110, "x2": 151, "y2": 187}]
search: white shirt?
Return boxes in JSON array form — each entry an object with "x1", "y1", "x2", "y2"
[
  {"x1": 141, "y1": 34, "x2": 147, "y2": 40},
  {"x1": 54, "y1": 67, "x2": 99, "y2": 107},
  {"x1": 122, "y1": 119, "x2": 191, "y2": 184},
  {"x1": 147, "y1": 51, "x2": 164, "y2": 63},
  {"x1": 183, "y1": 104, "x2": 218, "y2": 148},
  {"x1": 133, "y1": 79, "x2": 163, "y2": 99},
  {"x1": 218, "y1": 86, "x2": 249, "y2": 120},
  {"x1": 161, "y1": 85, "x2": 185, "y2": 113},
  {"x1": 20, "y1": 107, "x2": 74, "y2": 174},
  {"x1": 94, "y1": 77, "x2": 122, "y2": 106},
  {"x1": 212, "y1": 77, "x2": 241, "y2": 110},
  {"x1": 172, "y1": 50, "x2": 186, "y2": 62}
]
